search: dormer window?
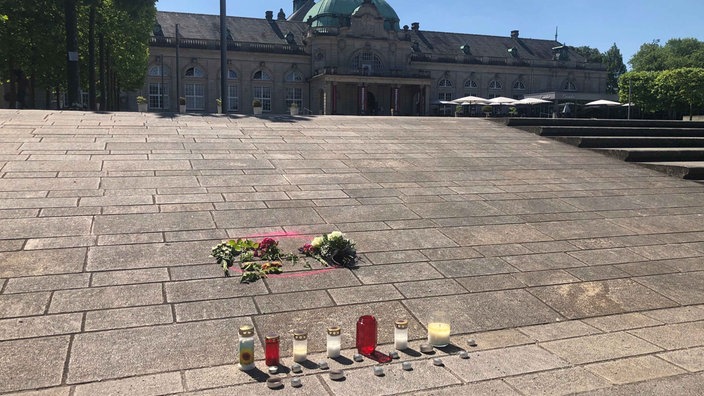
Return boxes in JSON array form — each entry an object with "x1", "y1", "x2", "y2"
[
  {"x1": 153, "y1": 23, "x2": 164, "y2": 37},
  {"x1": 285, "y1": 32, "x2": 296, "y2": 44},
  {"x1": 411, "y1": 41, "x2": 421, "y2": 53},
  {"x1": 460, "y1": 44, "x2": 471, "y2": 55},
  {"x1": 508, "y1": 47, "x2": 518, "y2": 57}
]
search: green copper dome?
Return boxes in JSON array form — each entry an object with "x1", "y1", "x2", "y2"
[{"x1": 305, "y1": 0, "x2": 400, "y2": 31}]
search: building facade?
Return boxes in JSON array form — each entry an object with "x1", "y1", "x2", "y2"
[{"x1": 141, "y1": 0, "x2": 609, "y2": 115}]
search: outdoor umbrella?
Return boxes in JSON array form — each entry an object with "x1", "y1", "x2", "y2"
[
  {"x1": 585, "y1": 99, "x2": 621, "y2": 106},
  {"x1": 514, "y1": 98, "x2": 552, "y2": 105},
  {"x1": 488, "y1": 96, "x2": 518, "y2": 105},
  {"x1": 452, "y1": 95, "x2": 488, "y2": 105}
]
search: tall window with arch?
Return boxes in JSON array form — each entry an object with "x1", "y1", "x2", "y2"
[
  {"x1": 352, "y1": 51, "x2": 383, "y2": 75},
  {"x1": 253, "y1": 69, "x2": 273, "y2": 111},
  {"x1": 285, "y1": 70, "x2": 304, "y2": 109},
  {"x1": 488, "y1": 79, "x2": 503, "y2": 98},
  {"x1": 147, "y1": 65, "x2": 169, "y2": 109},
  {"x1": 464, "y1": 79, "x2": 478, "y2": 96},
  {"x1": 184, "y1": 66, "x2": 205, "y2": 110},
  {"x1": 227, "y1": 69, "x2": 239, "y2": 111},
  {"x1": 438, "y1": 78, "x2": 454, "y2": 101}
]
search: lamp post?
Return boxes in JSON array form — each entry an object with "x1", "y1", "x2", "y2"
[
  {"x1": 628, "y1": 79, "x2": 632, "y2": 120},
  {"x1": 220, "y1": 0, "x2": 228, "y2": 114}
]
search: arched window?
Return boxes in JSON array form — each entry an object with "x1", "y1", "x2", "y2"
[
  {"x1": 464, "y1": 80, "x2": 478, "y2": 89},
  {"x1": 285, "y1": 70, "x2": 304, "y2": 82},
  {"x1": 253, "y1": 70, "x2": 272, "y2": 81},
  {"x1": 228, "y1": 69, "x2": 238, "y2": 80},
  {"x1": 438, "y1": 79, "x2": 453, "y2": 88},
  {"x1": 352, "y1": 51, "x2": 383, "y2": 75},
  {"x1": 513, "y1": 80, "x2": 526, "y2": 90},
  {"x1": 226, "y1": 69, "x2": 239, "y2": 111},
  {"x1": 563, "y1": 80, "x2": 577, "y2": 91},
  {"x1": 185, "y1": 66, "x2": 205, "y2": 78},
  {"x1": 148, "y1": 65, "x2": 169, "y2": 77},
  {"x1": 489, "y1": 80, "x2": 503, "y2": 90}
]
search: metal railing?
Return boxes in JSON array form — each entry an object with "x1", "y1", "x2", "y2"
[
  {"x1": 409, "y1": 53, "x2": 606, "y2": 70},
  {"x1": 150, "y1": 37, "x2": 306, "y2": 55}
]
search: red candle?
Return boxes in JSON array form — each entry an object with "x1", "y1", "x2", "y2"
[
  {"x1": 356, "y1": 315, "x2": 377, "y2": 355},
  {"x1": 265, "y1": 334, "x2": 280, "y2": 367}
]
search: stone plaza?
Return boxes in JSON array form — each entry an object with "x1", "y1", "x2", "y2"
[{"x1": 0, "y1": 110, "x2": 703, "y2": 395}]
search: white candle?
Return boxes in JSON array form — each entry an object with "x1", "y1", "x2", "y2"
[
  {"x1": 394, "y1": 319, "x2": 409, "y2": 350},
  {"x1": 293, "y1": 330, "x2": 308, "y2": 363},
  {"x1": 327, "y1": 326, "x2": 341, "y2": 358},
  {"x1": 427, "y1": 322, "x2": 451, "y2": 347}
]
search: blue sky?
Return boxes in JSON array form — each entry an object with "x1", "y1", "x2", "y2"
[{"x1": 156, "y1": 0, "x2": 704, "y2": 68}]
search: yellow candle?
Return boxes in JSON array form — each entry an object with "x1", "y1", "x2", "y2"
[
  {"x1": 293, "y1": 345, "x2": 307, "y2": 362},
  {"x1": 427, "y1": 322, "x2": 451, "y2": 347}
]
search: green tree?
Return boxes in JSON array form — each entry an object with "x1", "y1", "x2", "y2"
[
  {"x1": 630, "y1": 38, "x2": 704, "y2": 71},
  {"x1": 655, "y1": 68, "x2": 704, "y2": 120},
  {"x1": 604, "y1": 43, "x2": 627, "y2": 94},
  {"x1": 572, "y1": 46, "x2": 603, "y2": 63},
  {"x1": 618, "y1": 71, "x2": 660, "y2": 115}
]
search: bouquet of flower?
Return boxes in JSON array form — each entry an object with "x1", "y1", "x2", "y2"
[
  {"x1": 299, "y1": 231, "x2": 357, "y2": 268},
  {"x1": 211, "y1": 238, "x2": 294, "y2": 283}
]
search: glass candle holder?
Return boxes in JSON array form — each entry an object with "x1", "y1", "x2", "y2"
[
  {"x1": 356, "y1": 315, "x2": 377, "y2": 355},
  {"x1": 394, "y1": 319, "x2": 409, "y2": 350},
  {"x1": 265, "y1": 334, "x2": 280, "y2": 367},
  {"x1": 327, "y1": 326, "x2": 341, "y2": 358},
  {"x1": 238, "y1": 325, "x2": 255, "y2": 371},
  {"x1": 293, "y1": 330, "x2": 308, "y2": 363},
  {"x1": 427, "y1": 310, "x2": 451, "y2": 347}
]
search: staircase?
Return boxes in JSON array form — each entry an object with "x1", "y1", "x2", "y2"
[{"x1": 505, "y1": 118, "x2": 704, "y2": 180}]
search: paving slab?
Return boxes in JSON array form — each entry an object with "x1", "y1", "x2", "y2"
[
  {"x1": 629, "y1": 321, "x2": 704, "y2": 350},
  {"x1": 541, "y1": 332, "x2": 663, "y2": 364},
  {"x1": 574, "y1": 372, "x2": 704, "y2": 396},
  {"x1": 635, "y1": 272, "x2": 704, "y2": 304},
  {"x1": 0, "y1": 292, "x2": 50, "y2": 318},
  {"x1": 505, "y1": 367, "x2": 611, "y2": 395},
  {"x1": 585, "y1": 355, "x2": 686, "y2": 385},
  {"x1": 0, "y1": 336, "x2": 70, "y2": 393}
]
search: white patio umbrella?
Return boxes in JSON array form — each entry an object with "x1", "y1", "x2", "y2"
[
  {"x1": 431, "y1": 100, "x2": 457, "y2": 105},
  {"x1": 585, "y1": 99, "x2": 621, "y2": 106},
  {"x1": 452, "y1": 95, "x2": 488, "y2": 105},
  {"x1": 514, "y1": 98, "x2": 552, "y2": 105},
  {"x1": 488, "y1": 96, "x2": 518, "y2": 105}
]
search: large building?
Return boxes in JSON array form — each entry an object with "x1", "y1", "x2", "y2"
[{"x1": 143, "y1": 0, "x2": 609, "y2": 115}]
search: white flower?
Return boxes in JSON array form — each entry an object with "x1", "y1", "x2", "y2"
[
  {"x1": 311, "y1": 236, "x2": 324, "y2": 247},
  {"x1": 328, "y1": 231, "x2": 343, "y2": 239}
]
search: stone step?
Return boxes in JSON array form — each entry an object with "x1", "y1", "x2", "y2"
[
  {"x1": 554, "y1": 136, "x2": 704, "y2": 149},
  {"x1": 505, "y1": 118, "x2": 704, "y2": 128},
  {"x1": 638, "y1": 161, "x2": 704, "y2": 180},
  {"x1": 592, "y1": 148, "x2": 704, "y2": 162},
  {"x1": 537, "y1": 126, "x2": 704, "y2": 137}
]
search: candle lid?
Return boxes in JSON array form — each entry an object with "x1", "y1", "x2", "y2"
[
  {"x1": 265, "y1": 334, "x2": 279, "y2": 341},
  {"x1": 327, "y1": 326, "x2": 341, "y2": 336},
  {"x1": 238, "y1": 325, "x2": 254, "y2": 337},
  {"x1": 293, "y1": 330, "x2": 308, "y2": 340},
  {"x1": 395, "y1": 319, "x2": 409, "y2": 329}
]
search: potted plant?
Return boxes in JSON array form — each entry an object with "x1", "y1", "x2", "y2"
[
  {"x1": 179, "y1": 97, "x2": 186, "y2": 114},
  {"x1": 216, "y1": 98, "x2": 222, "y2": 114},
  {"x1": 289, "y1": 102, "x2": 299, "y2": 116},
  {"x1": 482, "y1": 105, "x2": 493, "y2": 117},
  {"x1": 136, "y1": 96, "x2": 148, "y2": 112},
  {"x1": 455, "y1": 104, "x2": 463, "y2": 117},
  {"x1": 508, "y1": 106, "x2": 518, "y2": 117},
  {"x1": 252, "y1": 99, "x2": 262, "y2": 115}
]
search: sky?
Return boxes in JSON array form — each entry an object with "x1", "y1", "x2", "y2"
[{"x1": 156, "y1": 0, "x2": 704, "y2": 69}]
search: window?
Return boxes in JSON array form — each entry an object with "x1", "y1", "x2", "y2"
[
  {"x1": 438, "y1": 79, "x2": 453, "y2": 88},
  {"x1": 148, "y1": 83, "x2": 168, "y2": 109},
  {"x1": 253, "y1": 86, "x2": 272, "y2": 111},
  {"x1": 285, "y1": 71, "x2": 304, "y2": 82},
  {"x1": 563, "y1": 80, "x2": 577, "y2": 91},
  {"x1": 438, "y1": 92, "x2": 453, "y2": 101},
  {"x1": 352, "y1": 51, "x2": 383, "y2": 75},
  {"x1": 489, "y1": 80, "x2": 503, "y2": 90},
  {"x1": 185, "y1": 66, "x2": 205, "y2": 78},
  {"x1": 253, "y1": 70, "x2": 272, "y2": 81},
  {"x1": 228, "y1": 69, "x2": 238, "y2": 80},
  {"x1": 227, "y1": 84, "x2": 239, "y2": 111},
  {"x1": 513, "y1": 81, "x2": 526, "y2": 90},
  {"x1": 184, "y1": 83, "x2": 204, "y2": 110},
  {"x1": 464, "y1": 80, "x2": 478, "y2": 89},
  {"x1": 286, "y1": 87, "x2": 302, "y2": 108},
  {"x1": 148, "y1": 65, "x2": 169, "y2": 77}
]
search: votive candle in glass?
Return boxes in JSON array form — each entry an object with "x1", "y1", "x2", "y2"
[
  {"x1": 238, "y1": 325, "x2": 255, "y2": 371},
  {"x1": 394, "y1": 319, "x2": 409, "y2": 350},
  {"x1": 356, "y1": 315, "x2": 377, "y2": 355},
  {"x1": 327, "y1": 326, "x2": 342, "y2": 358},
  {"x1": 265, "y1": 334, "x2": 280, "y2": 367},
  {"x1": 427, "y1": 311, "x2": 451, "y2": 347},
  {"x1": 293, "y1": 330, "x2": 308, "y2": 362}
]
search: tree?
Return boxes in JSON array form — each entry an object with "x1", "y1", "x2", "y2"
[
  {"x1": 572, "y1": 46, "x2": 603, "y2": 63},
  {"x1": 630, "y1": 38, "x2": 704, "y2": 71},
  {"x1": 655, "y1": 68, "x2": 704, "y2": 120},
  {"x1": 604, "y1": 43, "x2": 627, "y2": 94},
  {"x1": 618, "y1": 71, "x2": 660, "y2": 116}
]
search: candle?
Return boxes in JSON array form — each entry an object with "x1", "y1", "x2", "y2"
[
  {"x1": 356, "y1": 315, "x2": 377, "y2": 355},
  {"x1": 293, "y1": 330, "x2": 308, "y2": 363},
  {"x1": 327, "y1": 326, "x2": 341, "y2": 358},
  {"x1": 427, "y1": 311, "x2": 451, "y2": 347},
  {"x1": 394, "y1": 319, "x2": 409, "y2": 350},
  {"x1": 265, "y1": 334, "x2": 280, "y2": 367},
  {"x1": 237, "y1": 325, "x2": 255, "y2": 371}
]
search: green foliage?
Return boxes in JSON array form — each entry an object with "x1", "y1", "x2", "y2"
[
  {"x1": 618, "y1": 71, "x2": 661, "y2": 114},
  {"x1": 572, "y1": 46, "x2": 603, "y2": 63},
  {"x1": 655, "y1": 68, "x2": 704, "y2": 120},
  {"x1": 630, "y1": 38, "x2": 704, "y2": 72},
  {"x1": 136, "y1": 95, "x2": 147, "y2": 104},
  {"x1": 604, "y1": 43, "x2": 627, "y2": 94}
]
